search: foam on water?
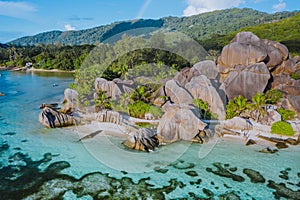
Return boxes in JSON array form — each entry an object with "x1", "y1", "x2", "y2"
[{"x1": 0, "y1": 71, "x2": 299, "y2": 199}]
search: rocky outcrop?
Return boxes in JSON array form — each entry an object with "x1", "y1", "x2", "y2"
[
  {"x1": 217, "y1": 31, "x2": 298, "y2": 100},
  {"x1": 61, "y1": 88, "x2": 78, "y2": 114},
  {"x1": 123, "y1": 128, "x2": 159, "y2": 152},
  {"x1": 222, "y1": 63, "x2": 270, "y2": 100},
  {"x1": 218, "y1": 42, "x2": 267, "y2": 69},
  {"x1": 157, "y1": 105, "x2": 207, "y2": 143},
  {"x1": 164, "y1": 80, "x2": 193, "y2": 105},
  {"x1": 190, "y1": 60, "x2": 219, "y2": 80},
  {"x1": 260, "y1": 109, "x2": 282, "y2": 126},
  {"x1": 185, "y1": 75, "x2": 225, "y2": 119},
  {"x1": 39, "y1": 107, "x2": 74, "y2": 128},
  {"x1": 95, "y1": 78, "x2": 122, "y2": 100},
  {"x1": 96, "y1": 109, "x2": 123, "y2": 125},
  {"x1": 221, "y1": 117, "x2": 253, "y2": 131}
]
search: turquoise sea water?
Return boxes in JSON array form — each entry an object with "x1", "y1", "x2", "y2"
[{"x1": 0, "y1": 71, "x2": 299, "y2": 199}]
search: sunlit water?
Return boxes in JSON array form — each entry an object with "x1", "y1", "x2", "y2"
[{"x1": 0, "y1": 71, "x2": 299, "y2": 199}]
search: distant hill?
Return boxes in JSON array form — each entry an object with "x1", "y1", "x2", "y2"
[
  {"x1": 200, "y1": 13, "x2": 300, "y2": 55},
  {"x1": 8, "y1": 8, "x2": 299, "y2": 46},
  {"x1": 0, "y1": 43, "x2": 9, "y2": 48}
]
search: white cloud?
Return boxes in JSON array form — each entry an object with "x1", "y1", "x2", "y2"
[
  {"x1": 273, "y1": 0, "x2": 286, "y2": 12},
  {"x1": 183, "y1": 0, "x2": 245, "y2": 16},
  {"x1": 64, "y1": 24, "x2": 76, "y2": 31},
  {"x1": 183, "y1": 0, "x2": 246, "y2": 16},
  {"x1": 0, "y1": 1, "x2": 37, "y2": 18}
]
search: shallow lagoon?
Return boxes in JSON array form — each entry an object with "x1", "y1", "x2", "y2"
[{"x1": 0, "y1": 71, "x2": 299, "y2": 199}]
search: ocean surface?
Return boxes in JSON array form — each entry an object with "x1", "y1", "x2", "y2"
[{"x1": 0, "y1": 71, "x2": 299, "y2": 199}]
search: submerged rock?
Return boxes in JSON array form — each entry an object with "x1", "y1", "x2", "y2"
[
  {"x1": 267, "y1": 180, "x2": 300, "y2": 200},
  {"x1": 243, "y1": 168, "x2": 265, "y2": 183},
  {"x1": 275, "y1": 142, "x2": 288, "y2": 149},
  {"x1": 206, "y1": 162, "x2": 245, "y2": 182},
  {"x1": 39, "y1": 107, "x2": 74, "y2": 128},
  {"x1": 259, "y1": 146, "x2": 278, "y2": 154},
  {"x1": 245, "y1": 139, "x2": 256, "y2": 146}
]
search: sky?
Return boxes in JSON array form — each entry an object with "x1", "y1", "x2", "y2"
[{"x1": 0, "y1": 0, "x2": 299, "y2": 43}]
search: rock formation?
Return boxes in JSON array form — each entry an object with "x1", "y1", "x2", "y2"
[
  {"x1": 61, "y1": 88, "x2": 78, "y2": 114},
  {"x1": 39, "y1": 107, "x2": 74, "y2": 128},
  {"x1": 123, "y1": 128, "x2": 159, "y2": 152},
  {"x1": 96, "y1": 109, "x2": 123, "y2": 125},
  {"x1": 157, "y1": 105, "x2": 207, "y2": 143},
  {"x1": 95, "y1": 78, "x2": 122, "y2": 100},
  {"x1": 185, "y1": 75, "x2": 225, "y2": 120},
  {"x1": 164, "y1": 80, "x2": 193, "y2": 105},
  {"x1": 217, "y1": 31, "x2": 298, "y2": 102}
]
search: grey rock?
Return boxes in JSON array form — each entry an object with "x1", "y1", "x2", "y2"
[
  {"x1": 185, "y1": 75, "x2": 225, "y2": 119},
  {"x1": 39, "y1": 107, "x2": 74, "y2": 128},
  {"x1": 123, "y1": 128, "x2": 158, "y2": 152},
  {"x1": 222, "y1": 117, "x2": 253, "y2": 131},
  {"x1": 190, "y1": 60, "x2": 219, "y2": 80},
  {"x1": 61, "y1": 88, "x2": 78, "y2": 114},
  {"x1": 223, "y1": 62, "x2": 270, "y2": 100},
  {"x1": 164, "y1": 80, "x2": 193, "y2": 105},
  {"x1": 95, "y1": 78, "x2": 122, "y2": 100},
  {"x1": 96, "y1": 109, "x2": 123, "y2": 125},
  {"x1": 157, "y1": 105, "x2": 207, "y2": 143}
]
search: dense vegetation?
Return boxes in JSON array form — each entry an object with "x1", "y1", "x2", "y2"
[
  {"x1": 0, "y1": 44, "x2": 94, "y2": 70},
  {"x1": 73, "y1": 33, "x2": 207, "y2": 104},
  {"x1": 200, "y1": 13, "x2": 300, "y2": 55},
  {"x1": 8, "y1": 8, "x2": 298, "y2": 46}
]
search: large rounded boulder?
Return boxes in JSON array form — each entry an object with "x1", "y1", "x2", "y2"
[
  {"x1": 223, "y1": 62, "x2": 270, "y2": 100},
  {"x1": 157, "y1": 105, "x2": 207, "y2": 143}
]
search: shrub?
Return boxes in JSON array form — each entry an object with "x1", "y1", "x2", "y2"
[
  {"x1": 290, "y1": 72, "x2": 300, "y2": 80},
  {"x1": 128, "y1": 100, "x2": 151, "y2": 118},
  {"x1": 277, "y1": 108, "x2": 295, "y2": 121},
  {"x1": 271, "y1": 121, "x2": 295, "y2": 136},
  {"x1": 149, "y1": 106, "x2": 163, "y2": 118},
  {"x1": 265, "y1": 89, "x2": 282, "y2": 104},
  {"x1": 193, "y1": 98, "x2": 218, "y2": 119},
  {"x1": 226, "y1": 95, "x2": 249, "y2": 119}
]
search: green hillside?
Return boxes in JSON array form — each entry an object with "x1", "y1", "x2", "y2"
[
  {"x1": 8, "y1": 8, "x2": 298, "y2": 46},
  {"x1": 200, "y1": 13, "x2": 300, "y2": 55}
]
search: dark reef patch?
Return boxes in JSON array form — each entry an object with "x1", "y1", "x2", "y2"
[
  {"x1": 0, "y1": 141, "x2": 9, "y2": 152},
  {"x1": 279, "y1": 168, "x2": 291, "y2": 180},
  {"x1": 190, "y1": 178, "x2": 202, "y2": 186},
  {"x1": 2, "y1": 132, "x2": 16, "y2": 136},
  {"x1": 154, "y1": 167, "x2": 168, "y2": 174},
  {"x1": 267, "y1": 180, "x2": 300, "y2": 200},
  {"x1": 185, "y1": 170, "x2": 198, "y2": 177},
  {"x1": 206, "y1": 163, "x2": 245, "y2": 182},
  {"x1": 243, "y1": 168, "x2": 266, "y2": 183},
  {"x1": 171, "y1": 160, "x2": 195, "y2": 170}
]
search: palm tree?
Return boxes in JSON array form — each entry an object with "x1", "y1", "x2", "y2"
[
  {"x1": 130, "y1": 85, "x2": 152, "y2": 103},
  {"x1": 94, "y1": 91, "x2": 111, "y2": 112},
  {"x1": 251, "y1": 93, "x2": 266, "y2": 122}
]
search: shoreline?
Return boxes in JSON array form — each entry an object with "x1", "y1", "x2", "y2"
[
  {"x1": 0, "y1": 66, "x2": 75, "y2": 73},
  {"x1": 27, "y1": 67, "x2": 75, "y2": 73}
]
